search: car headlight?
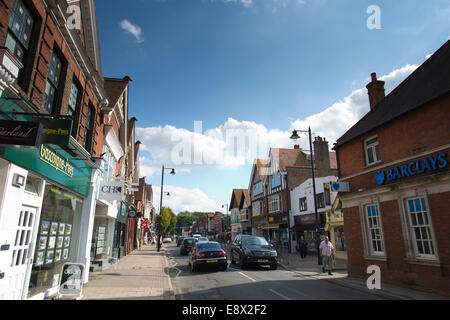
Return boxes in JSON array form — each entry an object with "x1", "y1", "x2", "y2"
[{"x1": 271, "y1": 251, "x2": 277, "y2": 257}]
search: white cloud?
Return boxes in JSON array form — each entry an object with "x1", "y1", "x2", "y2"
[
  {"x1": 153, "y1": 185, "x2": 222, "y2": 214},
  {"x1": 120, "y1": 19, "x2": 144, "y2": 43}
]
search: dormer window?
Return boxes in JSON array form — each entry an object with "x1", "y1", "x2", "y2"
[{"x1": 365, "y1": 136, "x2": 381, "y2": 166}]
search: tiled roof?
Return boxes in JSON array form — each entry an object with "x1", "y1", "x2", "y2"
[{"x1": 334, "y1": 40, "x2": 450, "y2": 149}]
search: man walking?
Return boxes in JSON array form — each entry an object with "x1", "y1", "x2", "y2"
[
  {"x1": 319, "y1": 236, "x2": 335, "y2": 275},
  {"x1": 298, "y1": 236, "x2": 308, "y2": 259}
]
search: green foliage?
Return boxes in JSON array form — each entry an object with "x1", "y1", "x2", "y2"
[
  {"x1": 160, "y1": 207, "x2": 177, "y2": 235},
  {"x1": 175, "y1": 211, "x2": 212, "y2": 234}
]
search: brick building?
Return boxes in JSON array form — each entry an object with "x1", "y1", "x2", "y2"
[{"x1": 334, "y1": 40, "x2": 450, "y2": 296}]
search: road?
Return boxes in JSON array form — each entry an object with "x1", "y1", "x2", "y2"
[{"x1": 164, "y1": 242, "x2": 383, "y2": 300}]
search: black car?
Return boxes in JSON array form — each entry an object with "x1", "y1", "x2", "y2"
[
  {"x1": 230, "y1": 235, "x2": 277, "y2": 270},
  {"x1": 188, "y1": 241, "x2": 228, "y2": 272},
  {"x1": 180, "y1": 237, "x2": 195, "y2": 255},
  {"x1": 177, "y1": 236, "x2": 185, "y2": 247}
]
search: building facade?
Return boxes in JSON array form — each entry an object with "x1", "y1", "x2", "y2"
[{"x1": 334, "y1": 41, "x2": 450, "y2": 296}]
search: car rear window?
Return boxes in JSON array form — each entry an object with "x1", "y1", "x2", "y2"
[
  {"x1": 184, "y1": 239, "x2": 194, "y2": 244},
  {"x1": 197, "y1": 242, "x2": 222, "y2": 250}
]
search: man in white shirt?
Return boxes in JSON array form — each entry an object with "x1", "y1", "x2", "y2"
[{"x1": 319, "y1": 236, "x2": 335, "y2": 275}]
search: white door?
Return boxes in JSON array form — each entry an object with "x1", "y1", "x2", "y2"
[{"x1": 1, "y1": 206, "x2": 38, "y2": 300}]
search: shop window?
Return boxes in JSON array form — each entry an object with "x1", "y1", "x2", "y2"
[
  {"x1": 28, "y1": 185, "x2": 83, "y2": 298},
  {"x1": 5, "y1": 0, "x2": 35, "y2": 87},
  {"x1": 24, "y1": 175, "x2": 41, "y2": 196},
  {"x1": 42, "y1": 51, "x2": 63, "y2": 114},
  {"x1": 364, "y1": 204, "x2": 385, "y2": 255},
  {"x1": 365, "y1": 136, "x2": 381, "y2": 166},
  {"x1": 406, "y1": 197, "x2": 436, "y2": 259}
]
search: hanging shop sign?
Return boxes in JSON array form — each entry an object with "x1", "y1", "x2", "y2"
[
  {"x1": 0, "y1": 119, "x2": 42, "y2": 147},
  {"x1": 98, "y1": 179, "x2": 125, "y2": 201},
  {"x1": 375, "y1": 153, "x2": 448, "y2": 185},
  {"x1": 128, "y1": 210, "x2": 137, "y2": 218},
  {"x1": 39, "y1": 118, "x2": 73, "y2": 146},
  {"x1": 330, "y1": 181, "x2": 350, "y2": 192},
  {"x1": 59, "y1": 263, "x2": 85, "y2": 297}
]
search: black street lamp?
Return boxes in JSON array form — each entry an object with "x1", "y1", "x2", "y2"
[
  {"x1": 290, "y1": 127, "x2": 323, "y2": 266},
  {"x1": 157, "y1": 165, "x2": 176, "y2": 252}
]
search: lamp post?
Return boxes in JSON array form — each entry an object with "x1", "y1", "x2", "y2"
[
  {"x1": 221, "y1": 204, "x2": 229, "y2": 232},
  {"x1": 157, "y1": 165, "x2": 176, "y2": 252},
  {"x1": 290, "y1": 128, "x2": 322, "y2": 266}
]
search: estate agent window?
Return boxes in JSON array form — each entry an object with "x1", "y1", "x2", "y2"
[
  {"x1": 406, "y1": 197, "x2": 437, "y2": 259},
  {"x1": 5, "y1": 0, "x2": 35, "y2": 86},
  {"x1": 28, "y1": 185, "x2": 83, "y2": 298},
  {"x1": 42, "y1": 51, "x2": 63, "y2": 114},
  {"x1": 365, "y1": 136, "x2": 381, "y2": 166},
  {"x1": 364, "y1": 204, "x2": 385, "y2": 255}
]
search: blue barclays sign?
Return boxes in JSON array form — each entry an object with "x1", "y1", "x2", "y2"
[{"x1": 375, "y1": 153, "x2": 448, "y2": 185}]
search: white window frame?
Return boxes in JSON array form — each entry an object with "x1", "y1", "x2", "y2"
[
  {"x1": 364, "y1": 136, "x2": 381, "y2": 166},
  {"x1": 362, "y1": 203, "x2": 385, "y2": 257},
  {"x1": 405, "y1": 196, "x2": 437, "y2": 260},
  {"x1": 268, "y1": 195, "x2": 280, "y2": 214},
  {"x1": 254, "y1": 182, "x2": 263, "y2": 196}
]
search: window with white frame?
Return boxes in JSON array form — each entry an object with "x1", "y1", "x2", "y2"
[
  {"x1": 406, "y1": 197, "x2": 436, "y2": 258},
  {"x1": 271, "y1": 173, "x2": 282, "y2": 189},
  {"x1": 252, "y1": 201, "x2": 261, "y2": 216},
  {"x1": 268, "y1": 195, "x2": 280, "y2": 214},
  {"x1": 253, "y1": 182, "x2": 263, "y2": 196},
  {"x1": 299, "y1": 197, "x2": 307, "y2": 212},
  {"x1": 102, "y1": 147, "x2": 116, "y2": 178},
  {"x1": 365, "y1": 204, "x2": 384, "y2": 255},
  {"x1": 365, "y1": 137, "x2": 381, "y2": 165}
]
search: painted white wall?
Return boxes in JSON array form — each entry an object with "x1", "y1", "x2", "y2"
[{"x1": 289, "y1": 175, "x2": 338, "y2": 228}]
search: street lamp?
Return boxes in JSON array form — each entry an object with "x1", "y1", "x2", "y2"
[
  {"x1": 157, "y1": 165, "x2": 176, "y2": 252},
  {"x1": 221, "y1": 204, "x2": 229, "y2": 233},
  {"x1": 290, "y1": 127, "x2": 322, "y2": 266}
]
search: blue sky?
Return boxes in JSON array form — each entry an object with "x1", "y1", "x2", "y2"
[{"x1": 95, "y1": 0, "x2": 450, "y2": 213}]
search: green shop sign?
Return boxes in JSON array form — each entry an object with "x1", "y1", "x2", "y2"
[{"x1": 0, "y1": 144, "x2": 91, "y2": 197}]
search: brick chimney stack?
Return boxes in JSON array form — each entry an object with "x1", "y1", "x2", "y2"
[
  {"x1": 294, "y1": 145, "x2": 301, "y2": 150},
  {"x1": 313, "y1": 136, "x2": 331, "y2": 171},
  {"x1": 366, "y1": 73, "x2": 386, "y2": 110}
]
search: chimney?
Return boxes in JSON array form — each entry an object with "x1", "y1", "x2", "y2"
[
  {"x1": 313, "y1": 136, "x2": 331, "y2": 171},
  {"x1": 294, "y1": 145, "x2": 300, "y2": 150},
  {"x1": 366, "y1": 73, "x2": 385, "y2": 110}
]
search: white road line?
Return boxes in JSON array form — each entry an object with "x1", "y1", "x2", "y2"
[
  {"x1": 239, "y1": 272, "x2": 257, "y2": 282},
  {"x1": 268, "y1": 289, "x2": 292, "y2": 300}
]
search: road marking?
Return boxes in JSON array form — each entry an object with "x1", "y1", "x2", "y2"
[
  {"x1": 239, "y1": 272, "x2": 257, "y2": 282},
  {"x1": 268, "y1": 289, "x2": 292, "y2": 300}
]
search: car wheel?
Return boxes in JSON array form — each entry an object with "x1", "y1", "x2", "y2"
[
  {"x1": 191, "y1": 263, "x2": 197, "y2": 272},
  {"x1": 230, "y1": 252, "x2": 236, "y2": 264},
  {"x1": 239, "y1": 255, "x2": 246, "y2": 269},
  {"x1": 221, "y1": 264, "x2": 228, "y2": 271}
]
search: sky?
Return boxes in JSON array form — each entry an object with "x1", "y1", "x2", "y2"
[{"x1": 95, "y1": 0, "x2": 450, "y2": 214}]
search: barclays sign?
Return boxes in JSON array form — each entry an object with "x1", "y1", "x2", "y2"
[{"x1": 375, "y1": 153, "x2": 448, "y2": 185}]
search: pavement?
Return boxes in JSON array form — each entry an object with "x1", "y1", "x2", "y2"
[
  {"x1": 277, "y1": 250, "x2": 448, "y2": 300},
  {"x1": 79, "y1": 243, "x2": 175, "y2": 300}
]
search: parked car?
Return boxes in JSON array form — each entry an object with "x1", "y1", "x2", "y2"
[
  {"x1": 162, "y1": 237, "x2": 172, "y2": 243},
  {"x1": 177, "y1": 236, "x2": 185, "y2": 247},
  {"x1": 180, "y1": 237, "x2": 195, "y2": 255},
  {"x1": 193, "y1": 234, "x2": 201, "y2": 241},
  {"x1": 230, "y1": 235, "x2": 277, "y2": 270},
  {"x1": 188, "y1": 241, "x2": 228, "y2": 272},
  {"x1": 197, "y1": 237, "x2": 208, "y2": 243}
]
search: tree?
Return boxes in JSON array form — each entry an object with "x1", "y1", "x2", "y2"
[{"x1": 160, "y1": 207, "x2": 177, "y2": 235}]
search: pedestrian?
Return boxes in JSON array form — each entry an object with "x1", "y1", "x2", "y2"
[
  {"x1": 297, "y1": 235, "x2": 308, "y2": 259},
  {"x1": 319, "y1": 236, "x2": 335, "y2": 275}
]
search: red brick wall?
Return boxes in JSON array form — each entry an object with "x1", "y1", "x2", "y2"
[
  {"x1": 1, "y1": 0, "x2": 104, "y2": 158},
  {"x1": 338, "y1": 94, "x2": 450, "y2": 296}
]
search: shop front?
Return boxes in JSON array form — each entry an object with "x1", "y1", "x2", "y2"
[
  {"x1": 292, "y1": 213, "x2": 327, "y2": 253},
  {"x1": 0, "y1": 142, "x2": 93, "y2": 300}
]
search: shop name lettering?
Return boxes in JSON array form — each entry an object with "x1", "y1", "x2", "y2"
[
  {"x1": 375, "y1": 153, "x2": 448, "y2": 185},
  {"x1": 41, "y1": 127, "x2": 69, "y2": 136},
  {"x1": 0, "y1": 124, "x2": 36, "y2": 138},
  {"x1": 40, "y1": 145, "x2": 74, "y2": 178}
]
